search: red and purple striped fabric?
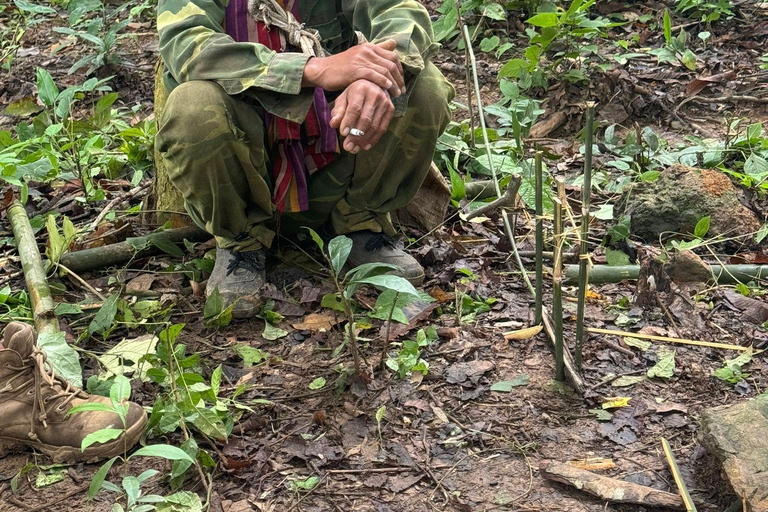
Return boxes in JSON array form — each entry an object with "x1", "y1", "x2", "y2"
[{"x1": 225, "y1": 0, "x2": 339, "y2": 213}]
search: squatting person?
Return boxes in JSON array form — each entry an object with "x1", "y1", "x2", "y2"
[{"x1": 156, "y1": 0, "x2": 455, "y2": 318}]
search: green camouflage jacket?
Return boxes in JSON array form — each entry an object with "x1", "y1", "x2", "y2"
[{"x1": 157, "y1": 0, "x2": 438, "y2": 122}]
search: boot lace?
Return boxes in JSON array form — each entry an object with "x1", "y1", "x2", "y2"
[
  {"x1": 364, "y1": 233, "x2": 398, "y2": 252},
  {"x1": 226, "y1": 250, "x2": 264, "y2": 276},
  {"x1": 2, "y1": 348, "x2": 86, "y2": 441}
]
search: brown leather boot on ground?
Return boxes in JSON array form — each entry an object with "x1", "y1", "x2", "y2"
[{"x1": 0, "y1": 322, "x2": 148, "y2": 463}]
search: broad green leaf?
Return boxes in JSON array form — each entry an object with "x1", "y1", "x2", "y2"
[
  {"x1": 189, "y1": 408, "x2": 227, "y2": 440},
  {"x1": 262, "y1": 321, "x2": 288, "y2": 340},
  {"x1": 350, "y1": 275, "x2": 419, "y2": 297},
  {"x1": 305, "y1": 227, "x2": 324, "y2": 251},
  {"x1": 81, "y1": 428, "x2": 123, "y2": 452},
  {"x1": 449, "y1": 167, "x2": 466, "y2": 201},
  {"x1": 88, "y1": 294, "x2": 119, "y2": 336},
  {"x1": 663, "y1": 10, "x2": 672, "y2": 44},
  {"x1": 68, "y1": 402, "x2": 116, "y2": 415},
  {"x1": 156, "y1": 491, "x2": 203, "y2": 512},
  {"x1": 211, "y1": 365, "x2": 222, "y2": 398},
  {"x1": 132, "y1": 444, "x2": 195, "y2": 462},
  {"x1": 344, "y1": 262, "x2": 399, "y2": 282},
  {"x1": 291, "y1": 476, "x2": 319, "y2": 491},
  {"x1": 35, "y1": 68, "x2": 59, "y2": 108},
  {"x1": 151, "y1": 235, "x2": 185, "y2": 258},
  {"x1": 647, "y1": 348, "x2": 676, "y2": 379},
  {"x1": 376, "y1": 405, "x2": 386, "y2": 425},
  {"x1": 611, "y1": 375, "x2": 645, "y2": 387},
  {"x1": 320, "y1": 293, "x2": 346, "y2": 313},
  {"x1": 15, "y1": 0, "x2": 57, "y2": 14},
  {"x1": 623, "y1": 337, "x2": 652, "y2": 351},
  {"x1": 37, "y1": 331, "x2": 82, "y2": 387},
  {"x1": 328, "y1": 236, "x2": 353, "y2": 275},
  {"x1": 694, "y1": 216, "x2": 710, "y2": 238},
  {"x1": 589, "y1": 408, "x2": 613, "y2": 421},
  {"x1": 309, "y1": 377, "x2": 326, "y2": 390},
  {"x1": 606, "y1": 248, "x2": 630, "y2": 266},
  {"x1": 35, "y1": 468, "x2": 66, "y2": 488},
  {"x1": 526, "y1": 12, "x2": 558, "y2": 27},
  {"x1": 97, "y1": 334, "x2": 158, "y2": 381},
  {"x1": 203, "y1": 287, "x2": 223, "y2": 320},
  {"x1": 681, "y1": 49, "x2": 697, "y2": 71},
  {"x1": 110, "y1": 375, "x2": 131, "y2": 406},
  {"x1": 122, "y1": 476, "x2": 141, "y2": 504},
  {"x1": 89, "y1": 456, "x2": 119, "y2": 500},
  {"x1": 490, "y1": 374, "x2": 530, "y2": 392},
  {"x1": 234, "y1": 344, "x2": 268, "y2": 366},
  {"x1": 755, "y1": 224, "x2": 768, "y2": 244}
]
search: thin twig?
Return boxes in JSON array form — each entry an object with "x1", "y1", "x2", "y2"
[{"x1": 89, "y1": 182, "x2": 151, "y2": 231}]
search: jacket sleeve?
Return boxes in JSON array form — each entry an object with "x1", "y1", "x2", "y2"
[
  {"x1": 342, "y1": 0, "x2": 439, "y2": 76},
  {"x1": 158, "y1": 0, "x2": 310, "y2": 96}
]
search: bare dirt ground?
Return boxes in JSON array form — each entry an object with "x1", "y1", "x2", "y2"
[{"x1": 1, "y1": 1, "x2": 767, "y2": 511}]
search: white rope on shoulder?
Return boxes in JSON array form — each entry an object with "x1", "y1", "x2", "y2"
[{"x1": 247, "y1": 0, "x2": 326, "y2": 57}]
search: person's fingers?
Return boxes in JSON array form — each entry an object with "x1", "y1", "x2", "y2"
[
  {"x1": 339, "y1": 88, "x2": 365, "y2": 142},
  {"x1": 371, "y1": 41, "x2": 405, "y2": 93},
  {"x1": 356, "y1": 66, "x2": 392, "y2": 92},
  {"x1": 330, "y1": 91, "x2": 348, "y2": 129},
  {"x1": 361, "y1": 99, "x2": 394, "y2": 151},
  {"x1": 360, "y1": 63, "x2": 400, "y2": 97}
]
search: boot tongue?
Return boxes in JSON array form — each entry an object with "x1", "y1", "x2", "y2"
[{"x1": 7, "y1": 325, "x2": 35, "y2": 359}]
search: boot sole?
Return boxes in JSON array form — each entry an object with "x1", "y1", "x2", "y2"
[{"x1": 0, "y1": 413, "x2": 148, "y2": 464}]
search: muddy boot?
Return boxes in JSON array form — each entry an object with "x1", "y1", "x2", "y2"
[
  {"x1": 206, "y1": 246, "x2": 266, "y2": 319},
  {"x1": 346, "y1": 231, "x2": 425, "y2": 285},
  {"x1": 0, "y1": 322, "x2": 148, "y2": 463}
]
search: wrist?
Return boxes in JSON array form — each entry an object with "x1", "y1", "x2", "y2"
[{"x1": 302, "y1": 57, "x2": 322, "y2": 87}]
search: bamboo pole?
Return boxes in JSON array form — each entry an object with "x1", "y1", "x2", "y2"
[
  {"x1": 552, "y1": 196, "x2": 565, "y2": 382},
  {"x1": 661, "y1": 438, "x2": 698, "y2": 512},
  {"x1": 563, "y1": 264, "x2": 768, "y2": 285},
  {"x1": 461, "y1": 25, "x2": 583, "y2": 392},
  {"x1": 58, "y1": 225, "x2": 210, "y2": 273},
  {"x1": 586, "y1": 327, "x2": 754, "y2": 352},
  {"x1": 534, "y1": 151, "x2": 544, "y2": 325},
  {"x1": 7, "y1": 201, "x2": 58, "y2": 334},
  {"x1": 575, "y1": 103, "x2": 596, "y2": 370}
]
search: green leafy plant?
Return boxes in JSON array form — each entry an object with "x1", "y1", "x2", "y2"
[
  {"x1": 676, "y1": 0, "x2": 733, "y2": 23},
  {"x1": 649, "y1": 10, "x2": 697, "y2": 70},
  {"x1": 385, "y1": 326, "x2": 438, "y2": 378},
  {"x1": 713, "y1": 347, "x2": 753, "y2": 385},
  {"x1": 68, "y1": 377, "x2": 196, "y2": 503},
  {"x1": 307, "y1": 229, "x2": 420, "y2": 374}
]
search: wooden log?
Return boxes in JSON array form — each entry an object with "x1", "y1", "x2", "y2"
[
  {"x1": 540, "y1": 460, "x2": 686, "y2": 510},
  {"x1": 58, "y1": 225, "x2": 210, "y2": 273}
]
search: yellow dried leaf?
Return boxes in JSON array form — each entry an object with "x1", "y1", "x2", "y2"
[
  {"x1": 602, "y1": 397, "x2": 631, "y2": 409},
  {"x1": 503, "y1": 325, "x2": 543, "y2": 341},
  {"x1": 291, "y1": 313, "x2": 337, "y2": 332}
]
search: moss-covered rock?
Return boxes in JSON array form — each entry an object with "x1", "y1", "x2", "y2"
[{"x1": 614, "y1": 165, "x2": 761, "y2": 244}]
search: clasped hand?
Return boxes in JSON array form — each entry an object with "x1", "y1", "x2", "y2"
[{"x1": 302, "y1": 40, "x2": 403, "y2": 154}]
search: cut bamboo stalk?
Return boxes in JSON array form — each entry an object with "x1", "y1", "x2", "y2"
[
  {"x1": 563, "y1": 264, "x2": 768, "y2": 284},
  {"x1": 534, "y1": 151, "x2": 544, "y2": 325},
  {"x1": 7, "y1": 201, "x2": 58, "y2": 334},
  {"x1": 461, "y1": 25, "x2": 582, "y2": 392},
  {"x1": 661, "y1": 438, "x2": 698, "y2": 512},
  {"x1": 552, "y1": 196, "x2": 565, "y2": 382},
  {"x1": 586, "y1": 327, "x2": 754, "y2": 352},
  {"x1": 575, "y1": 103, "x2": 596, "y2": 370},
  {"x1": 58, "y1": 225, "x2": 210, "y2": 273}
]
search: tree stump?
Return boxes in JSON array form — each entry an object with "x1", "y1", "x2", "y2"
[{"x1": 151, "y1": 60, "x2": 190, "y2": 228}]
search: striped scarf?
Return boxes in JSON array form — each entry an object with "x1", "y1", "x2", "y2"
[{"x1": 225, "y1": 0, "x2": 339, "y2": 213}]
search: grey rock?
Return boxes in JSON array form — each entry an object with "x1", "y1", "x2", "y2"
[
  {"x1": 699, "y1": 394, "x2": 768, "y2": 511},
  {"x1": 615, "y1": 165, "x2": 761, "y2": 244}
]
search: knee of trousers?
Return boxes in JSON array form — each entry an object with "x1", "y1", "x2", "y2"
[
  {"x1": 158, "y1": 80, "x2": 236, "y2": 146},
  {"x1": 406, "y1": 62, "x2": 456, "y2": 132}
]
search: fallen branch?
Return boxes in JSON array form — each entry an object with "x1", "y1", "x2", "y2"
[
  {"x1": 463, "y1": 180, "x2": 497, "y2": 201},
  {"x1": 563, "y1": 264, "x2": 768, "y2": 285},
  {"x1": 59, "y1": 225, "x2": 210, "y2": 273},
  {"x1": 540, "y1": 460, "x2": 685, "y2": 510},
  {"x1": 88, "y1": 182, "x2": 151, "y2": 231},
  {"x1": 7, "y1": 201, "x2": 58, "y2": 334},
  {"x1": 529, "y1": 111, "x2": 567, "y2": 138},
  {"x1": 586, "y1": 327, "x2": 754, "y2": 352},
  {"x1": 464, "y1": 175, "x2": 521, "y2": 221}
]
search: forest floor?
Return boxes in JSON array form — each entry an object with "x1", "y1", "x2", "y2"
[{"x1": 1, "y1": 1, "x2": 768, "y2": 511}]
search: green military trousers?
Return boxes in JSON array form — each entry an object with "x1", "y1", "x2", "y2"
[{"x1": 156, "y1": 61, "x2": 454, "y2": 252}]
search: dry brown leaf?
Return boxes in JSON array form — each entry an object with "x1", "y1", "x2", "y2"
[
  {"x1": 685, "y1": 70, "x2": 737, "y2": 98},
  {"x1": 503, "y1": 325, "x2": 543, "y2": 341},
  {"x1": 291, "y1": 313, "x2": 337, "y2": 332}
]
